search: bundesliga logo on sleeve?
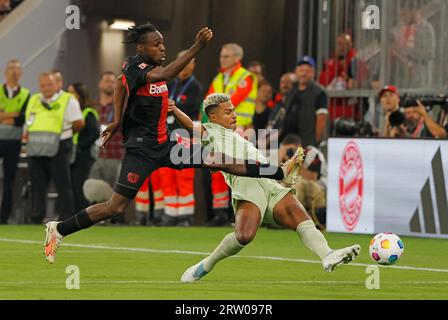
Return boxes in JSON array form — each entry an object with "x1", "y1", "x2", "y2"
[{"x1": 138, "y1": 62, "x2": 148, "y2": 69}]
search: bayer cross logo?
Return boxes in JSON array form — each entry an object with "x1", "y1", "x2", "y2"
[
  {"x1": 127, "y1": 172, "x2": 140, "y2": 184},
  {"x1": 362, "y1": 5, "x2": 380, "y2": 30}
]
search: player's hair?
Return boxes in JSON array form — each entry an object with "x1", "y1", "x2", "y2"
[
  {"x1": 123, "y1": 22, "x2": 158, "y2": 44},
  {"x1": 281, "y1": 134, "x2": 301, "y2": 146},
  {"x1": 222, "y1": 43, "x2": 244, "y2": 60},
  {"x1": 203, "y1": 93, "x2": 231, "y2": 116}
]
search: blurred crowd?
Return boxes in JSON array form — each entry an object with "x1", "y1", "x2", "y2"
[
  {"x1": 1, "y1": 21, "x2": 447, "y2": 228},
  {"x1": 0, "y1": 0, "x2": 22, "y2": 22}
]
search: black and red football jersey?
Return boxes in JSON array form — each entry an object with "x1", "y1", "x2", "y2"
[{"x1": 121, "y1": 55, "x2": 169, "y2": 147}]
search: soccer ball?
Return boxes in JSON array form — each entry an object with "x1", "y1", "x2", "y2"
[{"x1": 369, "y1": 233, "x2": 404, "y2": 265}]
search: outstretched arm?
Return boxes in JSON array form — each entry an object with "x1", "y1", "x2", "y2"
[
  {"x1": 168, "y1": 100, "x2": 205, "y2": 137},
  {"x1": 168, "y1": 100, "x2": 295, "y2": 183},
  {"x1": 146, "y1": 27, "x2": 213, "y2": 83}
]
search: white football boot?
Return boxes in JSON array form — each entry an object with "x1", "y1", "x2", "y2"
[
  {"x1": 181, "y1": 259, "x2": 209, "y2": 283},
  {"x1": 322, "y1": 245, "x2": 361, "y2": 272},
  {"x1": 44, "y1": 221, "x2": 64, "y2": 264},
  {"x1": 281, "y1": 146, "x2": 305, "y2": 187}
]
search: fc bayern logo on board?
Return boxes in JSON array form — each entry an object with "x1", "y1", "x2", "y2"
[{"x1": 339, "y1": 141, "x2": 363, "y2": 231}]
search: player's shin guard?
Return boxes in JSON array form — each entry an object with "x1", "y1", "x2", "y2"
[
  {"x1": 296, "y1": 220, "x2": 332, "y2": 261},
  {"x1": 203, "y1": 232, "x2": 245, "y2": 272},
  {"x1": 56, "y1": 209, "x2": 94, "y2": 236}
]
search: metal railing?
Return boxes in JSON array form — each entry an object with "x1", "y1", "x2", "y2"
[{"x1": 297, "y1": 0, "x2": 448, "y2": 125}]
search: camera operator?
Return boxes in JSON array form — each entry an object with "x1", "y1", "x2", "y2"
[
  {"x1": 388, "y1": 103, "x2": 439, "y2": 139},
  {"x1": 380, "y1": 85, "x2": 447, "y2": 139},
  {"x1": 437, "y1": 107, "x2": 448, "y2": 139},
  {"x1": 406, "y1": 101, "x2": 447, "y2": 139}
]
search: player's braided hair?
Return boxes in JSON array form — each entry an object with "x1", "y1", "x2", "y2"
[
  {"x1": 123, "y1": 22, "x2": 158, "y2": 44},
  {"x1": 203, "y1": 93, "x2": 231, "y2": 115}
]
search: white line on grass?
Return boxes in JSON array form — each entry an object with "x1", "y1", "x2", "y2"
[
  {"x1": 1, "y1": 237, "x2": 448, "y2": 274},
  {"x1": 0, "y1": 280, "x2": 447, "y2": 286}
]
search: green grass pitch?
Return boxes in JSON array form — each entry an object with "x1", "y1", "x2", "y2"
[{"x1": 0, "y1": 225, "x2": 447, "y2": 300}]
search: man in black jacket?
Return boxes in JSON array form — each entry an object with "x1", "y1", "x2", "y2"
[{"x1": 280, "y1": 56, "x2": 328, "y2": 147}]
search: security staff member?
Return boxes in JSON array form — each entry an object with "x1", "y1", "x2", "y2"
[
  {"x1": 208, "y1": 43, "x2": 257, "y2": 129},
  {"x1": 26, "y1": 73, "x2": 84, "y2": 224},
  {"x1": 0, "y1": 60, "x2": 30, "y2": 224}
]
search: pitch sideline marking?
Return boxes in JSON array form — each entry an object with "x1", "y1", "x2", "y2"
[
  {"x1": 0, "y1": 280, "x2": 447, "y2": 286},
  {"x1": 1, "y1": 238, "x2": 448, "y2": 274}
]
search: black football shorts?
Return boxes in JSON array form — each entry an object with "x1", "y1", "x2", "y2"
[{"x1": 114, "y1": 139, "x2": 206, "y2": 199}]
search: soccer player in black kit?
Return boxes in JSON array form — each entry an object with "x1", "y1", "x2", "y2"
[{"x1": 44, "y1": 23, "x2": 303, "y2": 263}]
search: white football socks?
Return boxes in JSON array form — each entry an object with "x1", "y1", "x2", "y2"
[
  {"x1": 202, "y1": 221, "x2": 330, "y2": 272},
  {"x1": 296, "y1": 219, "x2": 332, "y2": 260},
  {"x1": 203, "y1": 232, "x2": 245, "y2": 272}
]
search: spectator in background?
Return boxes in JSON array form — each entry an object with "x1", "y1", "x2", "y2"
[
  {"x1": 379, "y1": 85, "x2": 401, "y2": 137},
  {"x1": 389, "y1": 103, "x2": 446, "y2": 139},
  {"x1": 68, "y1": 83, "x2": 100, "y2": 212},
  {"x1": 320, "y1": 33, "x2": 354, "y2": 90},
  {"x1": 26, "y1": 73, "x2": 84, "y2": 224},
  {"x1": 408, "y1": 101, "x2": 446, "y2": 138},
  {"x1": 208, "y1": 43, "x2": 258, "y2": 130},
  {"x1": 280, "y1": 56, "x2": 328, "y2": 147},
  {"x1": 84, "y1": 72, "x2": 123, "y2": 205},
  {"x1": 319, "y1": 33, "x2": 369, "y2": 123},
  {"x1": 380, "y1": 85, "x2": 446, "y2": 139},
  {"x1": 279, "y1": 134, "x2": 327, "y2": 227},
  {"x1": 319, "y1": 33, "x2": 368, "y2": 90},
  {"x1": 438, "y1": 108, "x2": 448, "y2": 138},
  {"x1": 262, "y1": 72, "x2": 296, "y2": 151},
  {"x1": 206, "y1": 43, "x2": 258, "y2": 226},
  {"x1": 82, "y1": 72, "x2": 124, "y2": 224},
  {"x1": 157, "y1": 50, "x2": 203, "y2": 226},
  {"x1": 252, "y1": 82, "x2": 272, "y2": 133},
  {"x1": 0, "y1": 0, "x2": 11, "y2": 22},
  {"x1": 391, "y1": 8, "x2": 436, "y2": 88},
  {"x1": 0, "y1": 59, "x2": 30, "y2": 224},
  {"x1": 51, "y1": 70, "x2": 64, "y2": 93},
  {"x1": 267, "y1": 72, "x2": 296, "y2": 131},
  {"x1": 248, "y1": 61, "x2": 266, "y2": 87}
]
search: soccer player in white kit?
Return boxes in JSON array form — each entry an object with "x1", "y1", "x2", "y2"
[{"x1": 168, "y1": 93, "x2": 361, "y2": 282}]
